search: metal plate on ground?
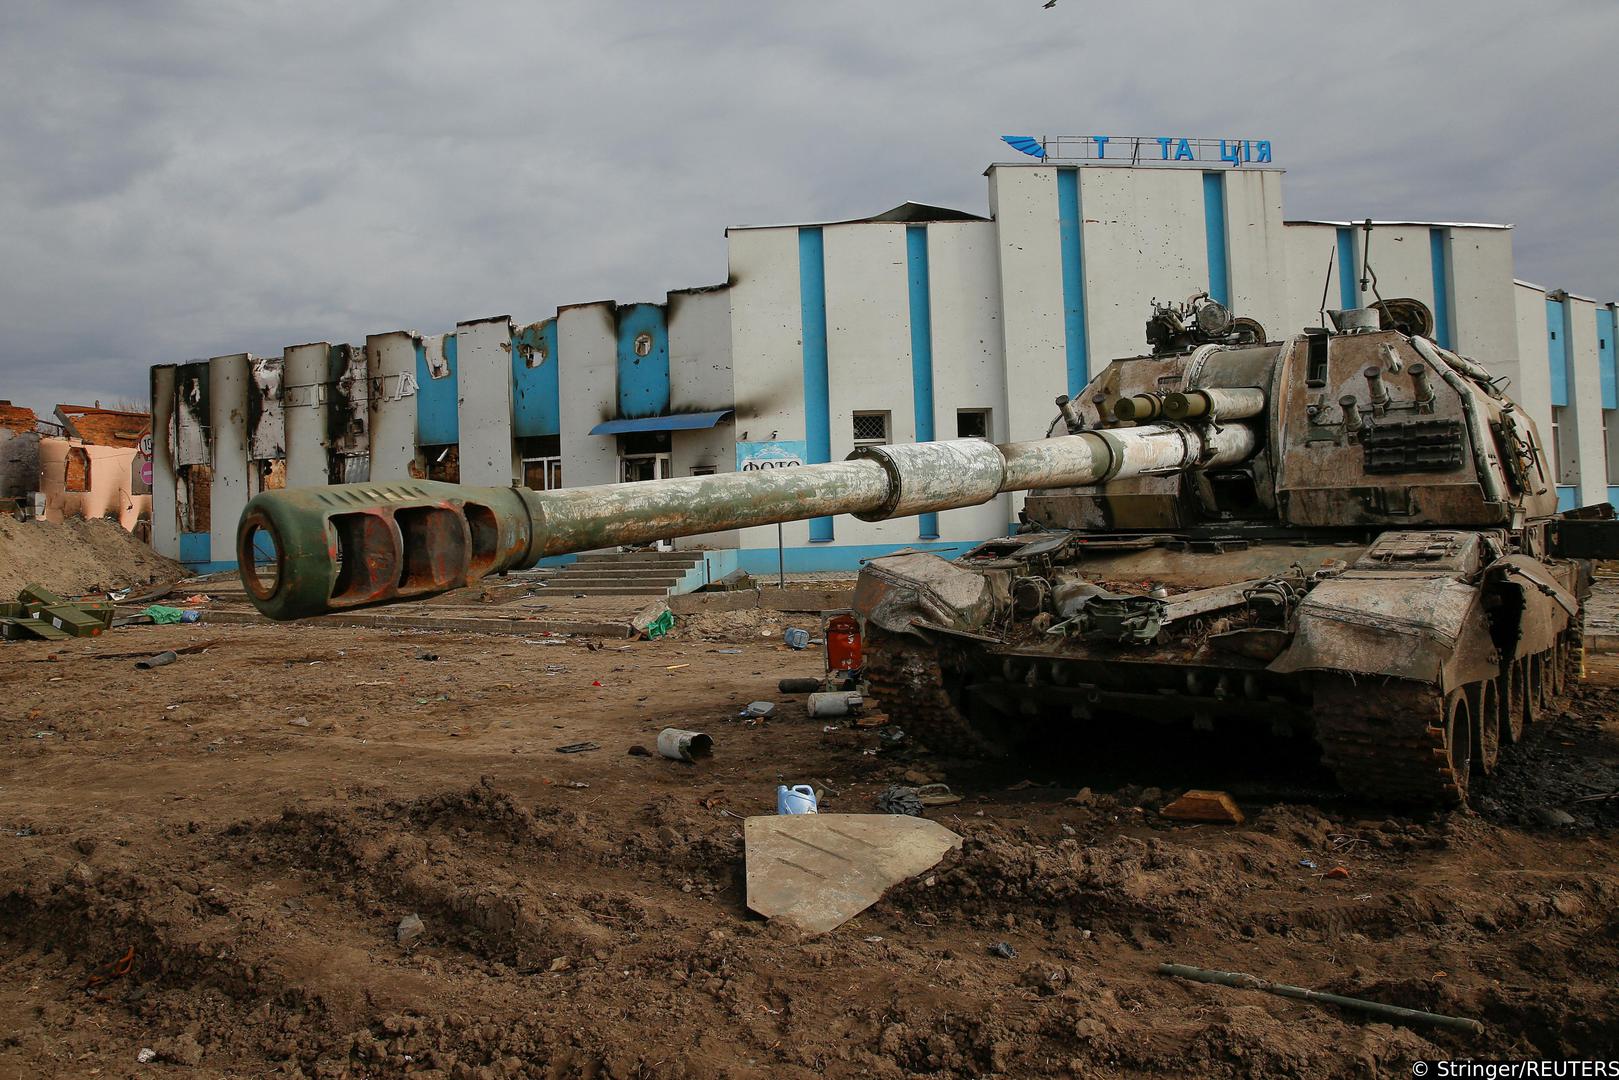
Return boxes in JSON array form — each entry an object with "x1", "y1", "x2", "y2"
[{"x1": 744, "y1": 814, "x2": 962, "y2": 936}]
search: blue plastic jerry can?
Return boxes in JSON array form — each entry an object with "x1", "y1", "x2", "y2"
[{"x1": 776, "y1": 784, "x2": 818, "y2": 814}]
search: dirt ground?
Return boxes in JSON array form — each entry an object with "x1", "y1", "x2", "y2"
[
  {"x1": 0, "y1": 517, "x2": 184, "y2": 599},
  {"x1": 2, "y1": 609, "x2": 1617, "y2": 1079}
]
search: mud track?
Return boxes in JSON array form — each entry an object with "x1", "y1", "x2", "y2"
[{"x1": 2, "y1": 623, "x2": 1616, "y2": 1078}]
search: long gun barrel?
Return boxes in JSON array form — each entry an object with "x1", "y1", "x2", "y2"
[{"x1": 237, "y1": 418, "x2": 1258, "y2": 620}]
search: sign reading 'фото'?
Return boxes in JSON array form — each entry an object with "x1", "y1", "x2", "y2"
[{"x1": 737, "y1": 441, "x2": 807, "y2": 471}]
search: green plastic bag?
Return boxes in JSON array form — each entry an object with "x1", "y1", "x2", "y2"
[{"x1": 143, "y1": 604, "x2": 186, "y2": 624}]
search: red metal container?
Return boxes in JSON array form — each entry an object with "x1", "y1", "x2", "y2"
[{"x1": 824, "y1": 614, "x2": 863, "y2": 672}]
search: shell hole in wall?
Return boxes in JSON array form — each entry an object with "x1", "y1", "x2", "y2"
[{"x1": 633, "y1": 332, "x2": 653, "y2": 359}]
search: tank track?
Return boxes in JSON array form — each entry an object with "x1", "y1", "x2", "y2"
[
  {"x1": 863, "y1": 631, "x2": 1006, "y2": 757},
  {"x1": 1313, "y1": 631, "x2": 1579, "y2": 805},
  {"x1": 1312, "y1": 676, "x2": 1461, "y2": 804}
]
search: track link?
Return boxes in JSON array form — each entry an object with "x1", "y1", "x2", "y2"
[{"x1": 1312, "y1": 676, "x2": 1461, "y2": 805}]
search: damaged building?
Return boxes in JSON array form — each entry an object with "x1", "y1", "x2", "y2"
[
  {"x1": 2, "y1": 402, "x2": 152, "y2": 533},
  {"x1": 148, "y1": 155, "x2": 1619, "y2": 573}
]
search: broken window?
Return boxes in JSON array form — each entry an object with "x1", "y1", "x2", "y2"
[{"x1": 956, "y1": 408, "x2": 991, "y2": 440}]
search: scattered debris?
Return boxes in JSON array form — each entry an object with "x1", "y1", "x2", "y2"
[
  {"x1": 142, "y1": 603, "x2": 198, "y2": 625},
  {"x1": 397, "y1": 913, "x2": 424, "y2": 947},
  {"x1": 741, "y1": 701, "x2": 774, "y2": 719},
  {"x1": 874, "y1": 785, "x2": 923, "y2": 816},
  {"x1": 1299, "y1": 858, "x2": 1318, "y2": 870},
  {"x1": 415, "y1": 650, "x2": 439, "y2": 661},
  {"x1": 632, "y1": 602, "x2": 675, "y2": 640},
  {"x1": 807, "y1": 691, "x2": 862, "y2": 719},
  {"x1": 554, "y1": 742, "x2": 600, "y2": 754},
  {"x1": 627, "y1": 745, "x2": 652, "y2": 757},
  {"x1": 744, "y1": 813, "x2": 962, "y2": 936},
  {"x1": 989, "y1": 942, "x2": 1018, "y2": 960},
  {"x1": 136, "y1": 1048, "x2": 157, "y2": 1064},
  {"x1": 1157, "y1": 962, "x2": 1484, "y2": 1036},
  {"x1": 1, "y1": 584, "x2": 115, "y2": 641},
  {"x1": 1159, "y1": 789, "x2": 1245, "y2": 824},
  {"x1": 776, "y1": 784, "x2": 819, "y2": 814},
  {"x1": 657, "y1": 728, "x2": 713, "y2": 762},
  {"x1": 90, "y1": 639, "x2": 221, "y2": 661},
  {"x1": 134, "y1": 650, "x2": 178, "y2": 670},
  {"x1": 288, "y1": 717, "x2": 310, "y2": 728},
  {"x1": 1534, "y1": 806, "x2": 1577, "y2": 827},
  {"x1": 783, "y1": 627, "x2": 810, "y2": 649},
  {"x1": 83, "y1": 945, "x2": 135, "y2": 989},
  {"x1": 1324, "y1": 866, "x2": 1350, "y2": 880},
  {"x1": 779, "y1": 677, "x2": 822, "y2": 693}
]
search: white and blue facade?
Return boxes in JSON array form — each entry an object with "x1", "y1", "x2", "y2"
[{"x1": 149, "y1": 162, "x2": 1619, "y2": 572}]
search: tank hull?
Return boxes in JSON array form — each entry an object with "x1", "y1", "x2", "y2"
[{"x1": 854, "y1": 529, "x2": 1587, "y2": 805}]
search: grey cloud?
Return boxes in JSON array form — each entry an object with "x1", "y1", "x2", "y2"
[{"x1": 0, "y1": 0, "x2": 1613, "y2": 416}]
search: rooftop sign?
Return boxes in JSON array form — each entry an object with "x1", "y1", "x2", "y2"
[{"x1": 1000, "y1": 135, "x2": 1273, "y2": 167}]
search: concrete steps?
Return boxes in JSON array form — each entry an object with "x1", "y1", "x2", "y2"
[{"x1": 544, "y1": 550, "x2": 705, "y2": 597}]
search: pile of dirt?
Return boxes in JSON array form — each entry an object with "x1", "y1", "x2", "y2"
[
  {"x1": 1, "y1": 622, "x2": 1616, "y2": 1075},
  {"x1": 0, "y1": 516, "x2": 185, "y2": 597}
]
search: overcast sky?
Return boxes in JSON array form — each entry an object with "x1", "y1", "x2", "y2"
[{"x1": 2, "y1": 0, "x2": 1614, "y2": 416}]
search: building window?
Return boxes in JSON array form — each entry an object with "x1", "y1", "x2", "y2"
[
  {"x1": 419, "y1": 444, "x2": 459, "y2": 483},
  {"x1": 1552, "y1": 407, "x2": 1577, "y2": 486},
  {"x1": 852, "y1": 411, "x2": 889, "y2": 446},
  {"x1": 690, "y1": 464, "x2": 716, "y2": 476},
  {"x1": 523, "y1": 458, "x2": 562, "y2": 490},
  {"x1": 517, "y1": 435, "x2": 561, "y2": 490},
  {"x1": 956, "y1": 408, "x2": 991, "y2": 440}
]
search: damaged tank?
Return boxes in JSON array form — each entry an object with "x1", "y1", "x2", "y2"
[
  {"x1": 233, "y1": 298, "x2": 1611, "y2": 805},
  {"x1": 858, "y1": 299, "x2": 1598, "y2": 805}
]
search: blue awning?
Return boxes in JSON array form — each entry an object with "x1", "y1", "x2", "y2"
[{"x1": 588, "y1": 409, "x2": 733, "y2": 436}]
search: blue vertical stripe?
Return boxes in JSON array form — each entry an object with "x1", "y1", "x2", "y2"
[
  {"x1": 1201, "y1": 172, "x2": 1230, "y2": 307},
  {"x1": 415, "y1": 333, "x2": 459, "y2": 445},
  {"x1": 1547, "y1": 298, "x2": 1570, "y2": 408},
  {"x1": 1598, "y1": 308, "x2": 1617, "y2": 411},
  {"x1": 1428, "y1": 228, "x2": 1454, "y2": 349},
  {"x1": 1056, "y1": 169, "x2": 1090, "y2": 396},
  {"x1": 798, "y1": 227, "x2": 833, "y2": 543},
  {"x1": 905, "y1": 225, "x2": 939, "y2": 540},
  {"x1": 179, "y1": 532, "x2": 210, "y2": 564},
  {"x1": 615, "y1": 303, "x2": 670, "y2": 419},
  {"x1": 511, "y1": 319, "x2": 560, "y2": 437},
  {"x1": 1335, "y1": 227, "x2": 1358, "y2": 310}
]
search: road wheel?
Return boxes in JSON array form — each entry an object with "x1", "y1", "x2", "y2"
[
  {"x1": 1441, "y1": 689, "x2": 1472, "y2": 805},
  {"x1": 1471, "y1": 679, "x2": 1499, "y2": 777},
  {"x1": 1500, "y1": 660, "x2": 1525, "y2": 745},
  {"x1": 1524, "y1": 654, "x2": 1545, "y2": 727}
]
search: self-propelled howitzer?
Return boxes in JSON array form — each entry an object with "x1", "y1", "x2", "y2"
[{"x1": 236, "y1": 301, "x2": 1613, "y2": 805}]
